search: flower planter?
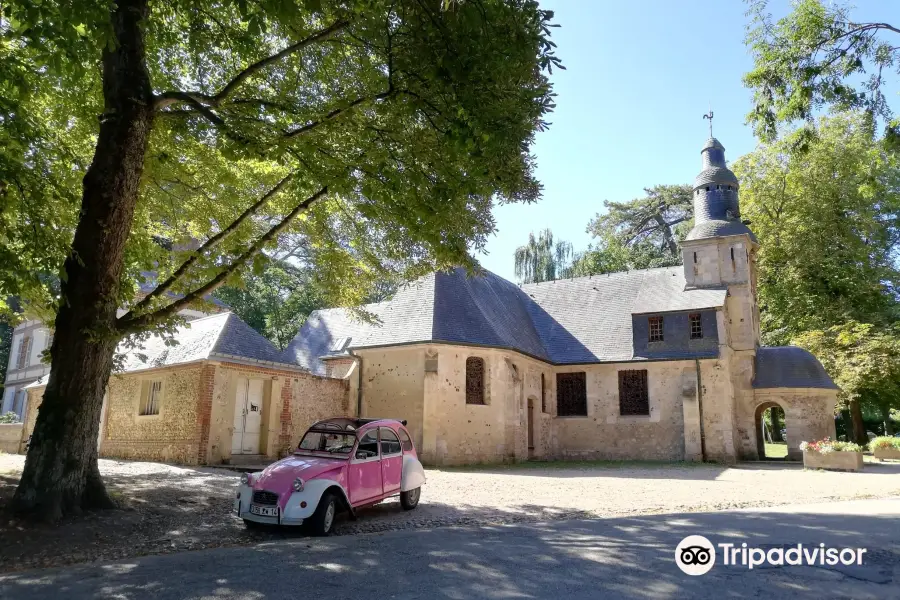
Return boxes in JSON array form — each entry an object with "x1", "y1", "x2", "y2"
[
  {"x1": 873, "y1": 447, "x2": 900, "y2": 461},
  {"x1": 803, "y1": 451, "x2": 863, "y2": 472}
]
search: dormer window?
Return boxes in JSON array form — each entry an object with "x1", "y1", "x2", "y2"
[
  {"x1": 689, "y1": 313, "x2": 703, "y2": 339},
  {"x1": 648, "y1": 316, "x2": 664, "y2": 342}
]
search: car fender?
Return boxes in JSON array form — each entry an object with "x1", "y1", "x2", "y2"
[
  {"x1": 282, "y1": 479, "x2": 352, "y2": 521},
  {"x1": 401, "y1": 454, "x2": 426, "y2": 492}
]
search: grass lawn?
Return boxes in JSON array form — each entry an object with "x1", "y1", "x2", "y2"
[{"x1": 764, "y1": 442, "x2": 788, "y2": 459}]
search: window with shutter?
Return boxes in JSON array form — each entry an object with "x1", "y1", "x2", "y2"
[
  {"x1": 556, "y1": 372, "x2": 587, "y2": 416},
  {"x1": 465, "y1": 357, "x2": 486, "y2": 405},
  {"x1": 618, "y1": 370, "x2": 649, "y2": 416}
]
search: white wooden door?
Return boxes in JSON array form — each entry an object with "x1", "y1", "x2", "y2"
[{"x1": 231, "y1": 378, "x2": 264, "y2": 454}]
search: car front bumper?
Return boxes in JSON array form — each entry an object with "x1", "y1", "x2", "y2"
[{"x1": 234, "y1": 484, "x2": 311, "y2": 526}]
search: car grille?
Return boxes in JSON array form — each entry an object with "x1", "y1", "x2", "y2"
[{"x1": 252, "y1": 490, "x2": 279, "y2": 506}]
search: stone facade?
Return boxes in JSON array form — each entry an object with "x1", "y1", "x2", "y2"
[
  {"x1": 21, "y1": 360, "x2": 349, "y2": 465},
  {"x1": 0, "y1": 423, "x2": 24, "y2": 453}
]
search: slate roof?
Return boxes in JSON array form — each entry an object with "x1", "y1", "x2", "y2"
[
  {"x1": 753, "y1": 346, "x2": 839, "y2": 390},
  {"x1": 118, "y1": 312, "x2": 296, "y2": 373},
  {"x1": 685, "y1": 219, "x2": 758, "y2": 242},
  {"x1": 284, "y1": 266, "x2": 729, "y2": 373}
]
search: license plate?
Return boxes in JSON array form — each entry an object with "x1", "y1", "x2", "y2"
[{"x1": 249, "y1": 504, "x2": 278, "y2": 517}]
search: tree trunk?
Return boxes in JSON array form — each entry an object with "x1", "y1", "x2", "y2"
[
  {"x1": 848, "y1": 399, "x2": 867, "y2": 445},
  {"x1": 12, "y1": 0, "x2": 153, "y2": 521},
  {"x1": 882, "y1": 405, "x2": 894, "y2": 437},
  {"x1": 770, "y1": 407, "x2": 783, "y2": 442}
]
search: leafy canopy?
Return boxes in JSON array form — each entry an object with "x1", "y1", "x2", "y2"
[
  {"x1": 733, "y1": 111, "x2": 900, "y2": 344},
  {"x1": 571, "y1": 184, "x2": 692, "y2": 276},
  {"x1": 1, "y1": 0, "x2": 561, "y2": 334},
  {"x1": 745, "y1": 0, "x2": 900, "y2": 144}
]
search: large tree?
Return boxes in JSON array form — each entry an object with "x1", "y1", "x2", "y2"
[
  {"x1": 734, "y1": 112, "x2": 900, "y2": 344},
  {"x1": 735, "y1": 112, "x2": 900, "y2": 443},
  {"x1": 2, "y1": 0, "x2": 560, "y2": 520},
  {"x1": 745, "y1": 0, "x2": 900, "y2": 144},
  {"x1": 571, "y1": 184, "x2": 692, "y2": 276},
  {"x1": 513, "y1": 228, "x2": 574, "y2": 283}
]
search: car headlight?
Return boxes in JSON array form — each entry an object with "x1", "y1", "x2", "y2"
[
  {"x1": 293, "y1": 477, "x2": 304, "y2": 492},
  {"x1": 244, "y1": 472, "x2": 256, "y2": 486}
]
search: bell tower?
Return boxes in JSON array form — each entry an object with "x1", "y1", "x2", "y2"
[{"x1": 681, "y1": 133, "x2": 759, "y2": 350}]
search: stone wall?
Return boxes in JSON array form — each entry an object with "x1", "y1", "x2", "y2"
[
  {"x1": 736, "y1": 388, "x2": 838, "y2": 461},
  {"x1": 101, "y1": 366, "x2": 205, "y2": 464},
  {"x1": 0, "y1": 423, "x2": 23, "y2": 453},
  {"x1": 205, "y1": 363, "x2": 349, "y2": 464},
  {"x1": 552, "y1": 360, "x2": 698, "y2": 461},
  {"x1": 357, "y1": 347, "x2": 426, "y2": 452},
  {"x1": 24, "y1": 361, "x2": 349, "y2": 466}
]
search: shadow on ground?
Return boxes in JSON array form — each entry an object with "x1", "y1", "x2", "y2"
[{"x1": 0, "y1": 503, "x2": 898, "y2": 599}]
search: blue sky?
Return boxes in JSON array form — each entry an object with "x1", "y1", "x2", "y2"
[{"x1": 477, "y1": 0, "x2": 896, "y2": 282}]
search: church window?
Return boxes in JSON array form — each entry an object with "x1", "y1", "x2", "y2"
[
  {"x1": 465, "y1": 357, "x2": 486, "y2": 405},
  {"x1": 648, "y1": 316, "x2": 664, "y2": 342},
  {"x1": 618, "y1": 370, "x2": 649, "y2": 416},
  {"x1": 689, "y1": 313, "x2": 703, "y2": 339},
  {"x1": 541, "y1": 373, "x2": 548, "y2": 413},
  {"x1": 556, "y1": 372, "x2": 587, "y2": 416},
  {"x1": 693, "y1": 252, "x2": 697, "y2": 264}
]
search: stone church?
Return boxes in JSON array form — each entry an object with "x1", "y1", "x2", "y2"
[{"x1": 285, "y1": 136, "x2": 839, "y2": 465}]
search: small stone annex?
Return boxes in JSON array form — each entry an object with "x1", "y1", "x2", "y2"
[
  {"x1": 17, "y1": 136, "x2": 838, "y2": 467},
  {"x1": 283, "y1": 136, "x2": 839, "y2": 465},
  {"x1": 21, "y1": 312, "x2": 348, "y2": 465}
]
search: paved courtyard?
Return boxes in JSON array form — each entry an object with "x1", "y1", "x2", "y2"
[{"x1": 1, "y1": 454, "x2": 899, "y2": 572}]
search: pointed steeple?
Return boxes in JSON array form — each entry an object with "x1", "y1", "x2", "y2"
[{"x1": 685, "y1": 137, "x2": 756, "y2": 242}]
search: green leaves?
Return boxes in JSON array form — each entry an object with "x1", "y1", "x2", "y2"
[
  {"x1": 734, "y1": 111, "x2": 900, "y2": 346},
  {"x1": 1, "y1": 0, "x2": 560, "y2": 330},
  {"x1": 744, "y1": 0, "x2": 900, "y2": 142}
]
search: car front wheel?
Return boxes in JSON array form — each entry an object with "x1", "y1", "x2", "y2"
[
  {"x1": 307, "y1": 491, "x2": 338, "y2": 536},
  {"x1": 400, "y1": 486, "x2": 421, "y2": 510}
]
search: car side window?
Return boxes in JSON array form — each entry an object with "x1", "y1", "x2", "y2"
[
  {"x1": 356, "y1": 430, "x2": 379, "y2": 459},
  {"x1": 398, "y1": 428, "x2": 413, "y2": 452},
  {"x1": 380, "y1": 428, "x2": 402, "y2": 456}
]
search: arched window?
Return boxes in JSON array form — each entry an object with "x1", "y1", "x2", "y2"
[{"x1": 465, "y1": 357, "x2": 486, "y2": 405}]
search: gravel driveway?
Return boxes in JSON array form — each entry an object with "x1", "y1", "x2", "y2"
[{"x1": 2, "y1": 454, "x2": 899, "y2": 572}]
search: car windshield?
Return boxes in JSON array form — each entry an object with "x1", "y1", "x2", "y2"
[{"x1": 296, "y1": 430, "x2": 356, "y2": 456}]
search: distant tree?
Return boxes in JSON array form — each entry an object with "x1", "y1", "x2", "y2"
[
  {"x1": 744, "y1": 0, "x2": 900, "y2": 145},
  {"x1": 514, "y1": 229, "x2": 574, "y2": 284},
  {"x1": 215, "y1": 262, "x2": 325, "y2": 351},
  {"x1": 795, "y1": 322, "x2": 900, "y2": 442},
  {"x1": 572, "y1": 184, "x2": 692, "y2": 275}
]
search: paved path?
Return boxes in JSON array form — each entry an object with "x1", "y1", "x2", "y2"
[{"x1": 1, "y1": 498, "x2": 898, "y2": 599}]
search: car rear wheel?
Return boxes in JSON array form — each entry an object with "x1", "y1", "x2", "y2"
[
  {"x1": 400, "y1": 486, "x2": 421, "y2": 510},
  {"x1": 307, "y1": 491, "x2": 338, "y2": 536}
]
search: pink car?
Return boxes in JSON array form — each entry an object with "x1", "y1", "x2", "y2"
[{"x1": 234, "y1": 417, "x2": 426, "y2": 535}]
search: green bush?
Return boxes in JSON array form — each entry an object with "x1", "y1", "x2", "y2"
[
  {"x1": 869, "y1": 436, "x2": 900, "y2": 451},
  {"x1": 0, "y1": 412, "x2": 20, "y2": 424}
]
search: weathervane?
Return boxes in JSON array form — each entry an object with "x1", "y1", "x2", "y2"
[{"x1": 703, "y1": 109, "x2": 714, "y2": 138}]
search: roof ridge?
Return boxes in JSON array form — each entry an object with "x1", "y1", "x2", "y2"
[{"x1": 519, "y1": 265, "x2": 678, "y2": 288}]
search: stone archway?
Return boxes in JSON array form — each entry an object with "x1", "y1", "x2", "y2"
[{"x1": 754, "y1": 401, "x2": 790, "y2": 460}]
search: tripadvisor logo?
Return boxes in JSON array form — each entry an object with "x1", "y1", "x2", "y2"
[
  {"x1": 675, "y1": 535, "x2": 716, "y2": 576},
  {"x1": 675, "y1": 535, "x2": 868, "y2": 576}
]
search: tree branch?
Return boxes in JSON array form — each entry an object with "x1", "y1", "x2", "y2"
[
  {"x1": 120, "y1": 173, "x2": 295, "y2": 320},
  {"x1": 153, "y1": 19, "x2": 351, "y2": 111},
  {"x1": 117, "y1": 186, "x2": 329, "y2": 333}
]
